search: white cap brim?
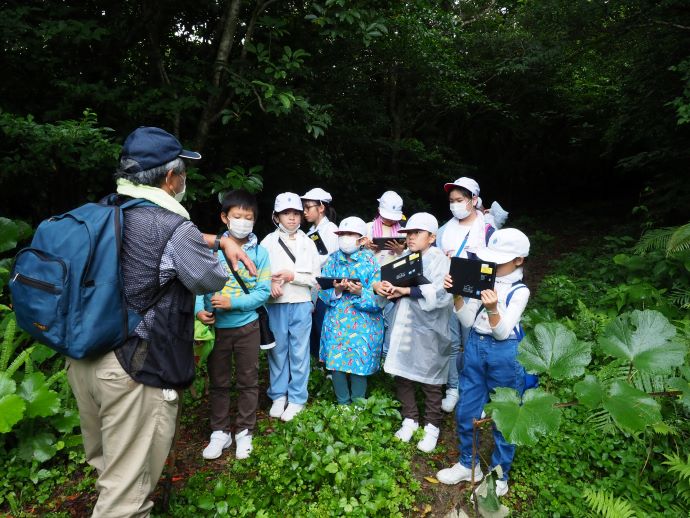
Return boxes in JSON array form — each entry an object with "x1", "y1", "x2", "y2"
[
  {"x1": 475, "y1": 248, "x2": 518, "y2": 264},
  {"x1": 379, "y1": 207, "x2": 402, "y2": 221}
]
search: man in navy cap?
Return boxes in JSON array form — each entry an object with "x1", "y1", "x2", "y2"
[{"x1": 66, "y1": 127, "x2": 252, "y2": 517}]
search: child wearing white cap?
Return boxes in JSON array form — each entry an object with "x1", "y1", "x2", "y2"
[
  {"x1": 374, "y1": 213, "x2": 453, "y2": 453},
  {"x1": 319, "y1": 217, "x2": 385, "y2": 404},
  {"x1": 364, "y1": 191, "x2": 406, "y2": 266},
  {"x1": 436, "y1": 177, "x2": 496, "y2": 414},
  {"x1": 436, "y1": 228, "x2": 531, "y2": 498},
  {"x1": 259, "y1": 193, "x2": 321, "y2": 422},
  {"x1": 301, "y1": 188, "x2": 339, "y2": 360}
]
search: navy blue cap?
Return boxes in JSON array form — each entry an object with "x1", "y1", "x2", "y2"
[{"x1": 120, "y1": 127, "x2": 201, "y2": 173}]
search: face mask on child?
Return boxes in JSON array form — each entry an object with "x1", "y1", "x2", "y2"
[
  {"x1": 450, "y1": 200, "x2": 472, "y2": 220},
  {"x1": 278, "y1": 222, "x2": 298, "y2": 235},
  {"x1": 339, "y1": 236, "x2": 360, "y2": 254},
  {"x1": 227, "y1": 218, "x2": 254, "y2": 239}
]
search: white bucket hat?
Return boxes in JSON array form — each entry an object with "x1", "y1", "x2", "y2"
[
  {"x1": 490, "y1": 201, "x2": 509, "y2": 229},
  {"x1": 475, "y1": 228, "x2": 530, "y2": 264},
  {"x1": 400, "y1": 212, "x2": 438, "y2": 234},
  {"x1": 301, "y1": 187, "x2": 332, "y2": 203},
  {"x1": 377, "y1": 191, "x2": 403, "y2": 221},
  {"x1": 443, "y1": 177, "x2": 480, "y2": 196},
  {"x1": 274, "y1": 192, "x2": 303, "y2": 212},
  {"x1": 334, "y1": 216, "x2": 367, "y2": 237}
]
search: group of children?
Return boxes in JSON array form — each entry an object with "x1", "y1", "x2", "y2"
[{"x1": 194, "y1": 177, "x2": 530, "y2": 498}]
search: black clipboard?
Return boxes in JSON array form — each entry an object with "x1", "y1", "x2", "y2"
[
  {"x1": 447, "y1": 257, "x2": 497, "y2": 299},
  {"x1": 316, "y1": 276, "x2": 361, "y2": 290},
  {"x1": 309, "y1": 231, "x2": 329, "y2": 255},
  {"x1": 371, "y1": 237, "x2": 406, "y2": 248},
  {"x1": 381, "y1": 252, "x2": 430, "y2": 287}
]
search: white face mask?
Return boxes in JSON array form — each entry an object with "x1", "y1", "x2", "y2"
[
  {"x1": 228, "y1": 218, "x2": 254, "y2": 239},
  {"x1": 278, "y1": 222, "x2": 298, "y2": 235},
  {"x1": 450, "y1": 200, "x2": 472, "y2": 220},
  {"x1": 339, "y1": 235, "x2": 360, "y2": 254},
  {"x1": 170, "y1": 176, "x2": 186, "y2": 202}
]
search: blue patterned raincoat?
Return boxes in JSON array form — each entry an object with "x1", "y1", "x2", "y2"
[{"x1": 318, "y1": 248, "x2": 385, "y2": 375}]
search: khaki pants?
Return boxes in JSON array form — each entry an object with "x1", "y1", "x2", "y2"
[{"x1": 66, "y1": 351, "x2": 178, "y2": 518}]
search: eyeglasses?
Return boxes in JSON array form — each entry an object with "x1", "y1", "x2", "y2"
[{"x1": 303, "y1": 204, "x2": 320, "y2": 211}]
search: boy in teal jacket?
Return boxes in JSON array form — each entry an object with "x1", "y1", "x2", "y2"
[{"x1": 195, "y1": 190, "x2": 271, "y2": 460}]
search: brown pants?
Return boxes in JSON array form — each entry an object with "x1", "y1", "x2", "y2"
[
  {"x1": 395, "y1": 376, "x2": 444, "y2": 428},
  {"x1": 207, "y1": 320, "x2": 260, "y2": 433}
]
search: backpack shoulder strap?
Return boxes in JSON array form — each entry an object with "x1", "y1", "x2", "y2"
[{"x1": 506, "y1": 282, "x2": 528, "y2": 339}]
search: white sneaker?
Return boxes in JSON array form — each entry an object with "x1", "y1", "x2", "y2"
[
  {"x1": 416, "y1": 423, "x2": 440, "y2": 453},
  {"x1": 202, "y1": 430, "x2": 232, "y2": 460},
  {"x1": 495, "y1": 479, "x2": 508, "y2": 497},
  {"x1": 235, "y1": 429, "x2": 253, "y2": 459},
  {"x1": 394, "y1": 418, "x2": 419, "y2": 443},
  {"x1": 441, "y1": 388, "x2": 459, "y2": 413},
  {"x1": 280, "y1": 402, "x2": 304, "y2": 422},
  {"x1": 436, "y1": 462, "x2": 484, "y2": 485},
  {"x1": 269, "y1": 396, "x2": 287, "y2": 418}
]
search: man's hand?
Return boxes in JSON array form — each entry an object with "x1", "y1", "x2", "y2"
[
  {"x1": 196, "y1": 310, "x2": 216, "y2": 325},
  {"x1": 210, "y1": 294, "x2": 232, "y2": 311}
]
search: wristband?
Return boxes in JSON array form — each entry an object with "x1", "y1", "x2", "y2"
[
  {"x1": 486, "y1": 309, "x2": 499, "y2": 316},
  {"x1": 213, "y1": 235, "x2": 222, "y2": 254}
]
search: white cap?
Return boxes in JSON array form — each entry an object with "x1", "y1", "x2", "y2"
[
  {"x1": 274, "y1": 192, "x2": 303, "y2": 213},
  {"x1": 443, "y1": 177, "x2": 480, "y2": 196},
  {"x1": 377, "y1": 191, "x2": 403, "y2": 221},
  {"x1": 301, "y1": 187, "x2": 332, "y2": 203},
  {"x1": 490, "y1": 201, "x2": 509, "y2": 229},
  {"x1": 476, "y1": 228, "x2": 530, "y2": 264},
  {"x1": 400, "y1": 212, "x2": 438, "y2": 234},
  {"x1": 334, "y1": 216, "x2": 367, "y2": 237}
]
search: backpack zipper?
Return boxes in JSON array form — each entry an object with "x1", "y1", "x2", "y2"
[{"x1": 12, "y1": 273, "x2": 60, "y2": 294}]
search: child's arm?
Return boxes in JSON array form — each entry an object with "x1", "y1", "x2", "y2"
[
  {"x1": 456, "y1": 297, "x2": 482, "y2": 328},
  {"x1": 290, "y1": 240, "x2": 320, "y2": 289},
  {"x1": 484, "y1": 287, "x2": 530, "y2": 340},
  {"x1": 195, "y1": 294, "x2": 216, "y2": 324}
]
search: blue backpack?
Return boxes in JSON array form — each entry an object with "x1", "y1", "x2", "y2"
[
  {"x1": 9, "y1": 195, "x2": 160, "y2": 359},
  {"x1": 506, "y1": 283, "x2": 539, "y2": 390}
]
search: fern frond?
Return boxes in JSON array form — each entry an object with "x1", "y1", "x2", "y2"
[
  {"x1": 668, "y1": 223, "x2": 690, "y2": 256},
  {"x1": 4, "y1": 346, "x2": 35, "y2": 377},
  {"x1": 586, "y1": 409, "x2": 617, "y2": 435},
  {"x1": 664, "y1": 453, "x2": 690, "y2": 482},
  {"x1": 634, "y1": 227, "x2": 675, "y2": 254},
  {"x1": 45, "y1": 369, "x2": 65, "y2": 388},
  {"x1": 1, "y1": 315, "x2": 17, "y2": 371},
  {"x1": 597, "y1": 360, "x2": 629, "y2": 384},
  {"x1": 670, "y1": 287, "x2": 690, "y2": 309},
  {"x1": 630, "y1": 371, "x2": 667, "y2": 393},
  {"x1": 583, "y1": 488, "x2": 637, "y2": 518}
]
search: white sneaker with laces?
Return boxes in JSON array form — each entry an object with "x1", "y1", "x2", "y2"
[
  {"x1": 441, "y1": 388, "x2": 459, "y2": 413},
  {"x1": 394, "y1": 418, "x2": 419, "y2": 443},
  {"x1": 436, "y1": 462, "x2": 484, "y2": 485},
  {"x1": 235, "y1": 429, "x2": 253, "y2": 459},
  {"x1": 280, "y1": 402, "x2": 304, "y2": 422},
  {"x1": 495, "y1": 479, "x2": 509, "y2": 497},
  {"x1": 269, "y1": 396, "x2": 287, "y2": 418},
  {"x1": 202, "y1": 430, "x2": 232, "y2": 460},
  {"x1": 416, "y1": 423, "x2": 440, "y2": 453}
]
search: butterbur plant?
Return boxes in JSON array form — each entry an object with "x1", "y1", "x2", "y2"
[{"x1": 485, "y1": 309, "x2": 688, "y2": 447}]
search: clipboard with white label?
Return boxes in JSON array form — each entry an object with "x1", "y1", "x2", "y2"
[{"x1": 447, "y1": 257, "x2": 496, "y2": 299}]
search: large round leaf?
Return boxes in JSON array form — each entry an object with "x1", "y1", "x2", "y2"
[
  {"x1": 518, "y1": 322, "x2": 591, "y2": 380},
  {"x1": 17, "y1": 431, "x2": 58, "y2": 462},
  {"x1": 18, "y1": 372, "x2": 61, "y2": 418},
  {"x1": 0, "y1": 218, "x2": 19, "y2": 254},
  {"x1": 598, "y1": 309, "x2": 686, "y2": 373},
  {"x1": 0, "y1": 394, "x2": 25, "y2": 433},
  {"x1": 603, "y1": 380, "x2": 661, "y2": 434},
  {"x1": 485, "y1": 387, "x2": 561, "y2": 447},
  {"x1": 573, "y1": 374, "x2": 604, "y2": 408}
]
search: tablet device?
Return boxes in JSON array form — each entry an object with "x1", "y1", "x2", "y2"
[
  {"x1": 316, "y1": 276, "x2": 361, "y2": 290},
  {"x1": 447, "y1": 257, "x2": 496, "y2": 299},
  {"x1": 309, "y1": 231, "x2": 329, "y2": 255},
  {"x1": 371, "y1": 237, "x2": 406, "y2": 248},
  {"x1": 381, "y1": 252, "x2": 431, "y2": 287}
]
